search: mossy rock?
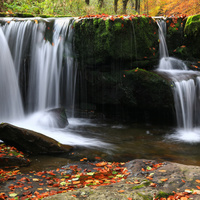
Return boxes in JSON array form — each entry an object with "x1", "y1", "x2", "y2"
[
  {"x1": 165, "y1": 17, "x2": 187, "y2": 57},
  {"x1": 74, "y1": 16, "x2": 159, "y2": 70},
  {"x1": 84, "y1": 69, "x2": 174, "y2": 123},
  {"x1": 184, "y1": 14, "x2": 200, "y2": 58},
  {"x1": 185, "y1": 14, "x2": 200, "y2": 36}
]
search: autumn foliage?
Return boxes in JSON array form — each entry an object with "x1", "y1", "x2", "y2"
[{"x1": 145, "y1": 0, "x2": 200, "y2": 16}]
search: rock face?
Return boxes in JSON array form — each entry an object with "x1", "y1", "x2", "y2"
[
  {"x1": 80, "y1": 69, "x2": 175, "y2": 124},
  {"x1": 184, "y1": 14, "x2": 200, "y2": 58},
  {"x1": 0, "y1": 123, "x2": 72, "y2": 155},
  {"x1": 74, "y1": 16, "x2": 159, "y2": 70}
]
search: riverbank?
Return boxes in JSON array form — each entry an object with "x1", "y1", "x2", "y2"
[
  {"x1": 43, "y1": 159, "x2": 200, "y2": 200},
  {"x1": 1, "y1": 159, "x2": 200, "y2": 199}
]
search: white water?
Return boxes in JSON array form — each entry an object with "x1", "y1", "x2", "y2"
[
  {"x1": 0, "y1": 18, "x2": 108, "y2": 147},
  {"x1": 0, "y1": 27, "x2": 24, "y2": 122},
  {"x1": 157, "y1": 20, "x2": 200, "y2": 143},
  {"x1": 28, "y1": 18, "x2": 77, "y2": 114}
]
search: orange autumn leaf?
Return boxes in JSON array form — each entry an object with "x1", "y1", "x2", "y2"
[
  {"x1": 150, "y1": 183, "x2": 157, "y2": 187},
  {"x1": 95, "y1": 161, "x2": 108, "y2": 167},
  {"x1": 196, "y1": 180, "x2": 200, "y2": 183},
  {"x1": 182, "y1": 179, "x2": 186, "y2": 183},
  {"x1": 180, "y1": 197, "x2": 188, "y2": 200},
  {"x1": 37, "y1": 188, "x2": 44, "y2": 191},
  {"x1": 160, "y1": 178, "x2": 168, "y2": 182},
  {"x1": 196, "y1": 186, "x2": 200, "y2": 189},
  {"x1": 118, "y1": 190, "x2": 125, "y2": 193}
]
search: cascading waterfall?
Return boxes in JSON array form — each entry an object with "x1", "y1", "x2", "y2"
[
  {"x1": 157, "y1": 20, "x2": 187, "y2": 70},
  {"x1": 0, "y1": 17, "x2": 108, "y2": 147},
  {"x1": 0, "y1": 27, "x2": 24, "y2": 122},
  {"x1": 1, "y1": 18, "x2": 77, "y2": 118},
  {"x1": 27, "y1": 18, "x2": 77, "y2": 114},
  {"x1": 157, "y1": 19, "x2": 200, "y2": 142}
]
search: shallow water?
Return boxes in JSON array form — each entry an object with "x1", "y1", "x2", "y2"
[{"x1": 13, "y1": 115, "x2": 200, "y2": 172}]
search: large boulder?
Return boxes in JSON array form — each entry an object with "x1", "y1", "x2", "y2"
[
  {"x1": 0, "y1": 123, "x2": 72, "y2": 155},
  {"x1": 83, "y1": 69, "x2": 175, "y2": 124},
  {"x1": 74, "y1": 16, "x2": 159, "y2": 70}
]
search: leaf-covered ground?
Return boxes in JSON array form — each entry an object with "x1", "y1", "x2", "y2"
[{"x1": 1, "y1": 145, "x2": 200, "y2": 200}]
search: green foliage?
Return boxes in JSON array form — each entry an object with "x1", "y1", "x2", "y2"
[
  {"x1": 2, "y1": 0, "x2": 138, "y2": 16},
  {"x1": 155, "y1": 191, "x2": 174, "y2": 199},
  {"x1": 184, "y1": 14, "x2": 200, "y2": 37}
]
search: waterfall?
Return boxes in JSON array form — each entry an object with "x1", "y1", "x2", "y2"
[
  {"x1": 157, "y1": 20, "x2": 187, "y2": 71},
  {"x1": 0, "y1": 18, "x2": 77, "y2": 122},
  {"x1": 157, "y1": 19, "x2": 200, "y2": 142},
  {"x1": 0, "y1": 27, "x2": 24, "y2": 122}
]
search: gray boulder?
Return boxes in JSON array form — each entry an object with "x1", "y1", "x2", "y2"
[{"x1": 0, "y1": 123, "x2": 72, "y2": 155}]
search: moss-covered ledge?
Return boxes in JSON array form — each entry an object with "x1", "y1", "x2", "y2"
[
  {"x1": 84, "y1": 68, "x2": 175, "y2": 124},
  {"x1": 73, "y1": 16, "x2": 159, "y2": 70},
  {"x1": 184, "y1": 14, "x2": 200, "y2": 58}
]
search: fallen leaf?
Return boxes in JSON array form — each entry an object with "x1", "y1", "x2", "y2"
[
  {"x1": 95, "y1": 162, "x2": 107, "y2": 167},
  {"x1": 9, "y1": 193, "x2": 18, "y2": 197},
  {"x1": 196, "y1": 186, "x2": 200, "y2": 190},
  {"x1": 33, "y1": 178, "x2": 40, "y2": 182},
  {"x1": 160, "y1": 178, "x2": 168, "y2": 182},
  {"x1": 118, "y1": 190, "x2": 125, "y2": 193},
  {"x1": 158, "y1": 170, "x2": 166, "y2": 172},
  {"x1": 150, "y1": 183, "x2": 157, "y2": 187}
]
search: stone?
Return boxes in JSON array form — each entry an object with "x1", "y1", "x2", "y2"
[{"x1": 0, "y1": 123, "x2": 72, "y2": 155}]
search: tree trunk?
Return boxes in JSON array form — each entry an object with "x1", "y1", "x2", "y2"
[
  {"x1": 98, "y1": 0, "x2": 104, "y2": 8},
  {"x1": 114, "y1": 0, "x2": 118, "y2": 13},
  {"x1": 122, "y1": 0, "x2": 129, "y2": 14},
  {"x1": 0, "y1": 0, "x2": 4, "y2": 12},
  {"x1": 130, "y1": 0, "x2": 134, "y2": 8},
  {"x1": 85, "y1": 0, "x2": 90, "y2": 5},
  {"x1": 135, "y1": 0, "x2": 140, "y2": 14}
]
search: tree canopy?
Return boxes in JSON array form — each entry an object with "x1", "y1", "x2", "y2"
[{"x1": 1, "y1": 0, "x2": 200, "y2": 16}]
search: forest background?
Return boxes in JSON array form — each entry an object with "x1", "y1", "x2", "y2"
[{"x1": 0, "y1": 0, "x2": 199, "y2": 17}]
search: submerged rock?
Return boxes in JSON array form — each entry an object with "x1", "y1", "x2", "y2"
[
  {"x1": 0, "y1": 123, "x2": 72, "y2": 155},
  {"x1": 43, "y1": 108, "x2": 69, "y2": 128}
]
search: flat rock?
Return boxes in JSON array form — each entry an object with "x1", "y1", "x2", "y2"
[
  {"x1": 0, "y1": 123, "x2": 72, "y2": 155},
  {"x1": 44, "y1": 159, "x2": 200, "y2": 200}
]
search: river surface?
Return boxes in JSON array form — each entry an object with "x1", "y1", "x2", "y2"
[{"x1": 18, "y1": 117, "x2": 200, "y2": 173}]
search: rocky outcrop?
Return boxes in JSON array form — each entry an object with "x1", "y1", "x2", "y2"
[
  {"x1": 0, "y1": 123, "x2": 72, "y2": 155},
  {"x1": 82, "y1": 69, "x2": 175, "y2": 124},
  {"x1": 43, "y1": 159, "x2": 200, "y2": 200},
  {"x1": 184, "y1": 14, "x2": 200, "y2": 59},
  {"x1": 74, "y1": 16, "x2": 159, "y2": 70}
]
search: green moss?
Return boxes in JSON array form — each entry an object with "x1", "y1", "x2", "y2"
[
  {"x1": 183, "y1": 14, "x2": 200, "y2": 58},
  {"x1": 185, "y1": 14, "x2": 200, "y2": 36},
  {"x1": 137, "y1": 192, "x2": 153, "y2": 200},
  {"x1": 74, "y1": 16, "x2": 159, "y2": 69},
  {"x1": 155, "y1": 191, "x2": 174, "y2": 199},
  {"x1": 114, "y1": 22, "x2": 122, "y2": 31},
  {"x1": 132, "y1": 184, "x2": 145, "y2": 189}
]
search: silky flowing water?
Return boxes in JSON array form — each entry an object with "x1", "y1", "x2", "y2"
[{"x1": 1, "y1": 18, "x2": 200, "y2": 172}]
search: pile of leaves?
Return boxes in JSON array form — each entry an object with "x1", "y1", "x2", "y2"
[{"x1": 0, "y1": 144, "x2": 25, "y2": 159}]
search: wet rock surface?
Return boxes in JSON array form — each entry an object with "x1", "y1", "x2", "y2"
[
  {"x1": 44, "y1": 159, "x2": 200, "y2": 200},
  {"x1": 0, "y1": 123, "x2": 72, "y2": 155}
]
